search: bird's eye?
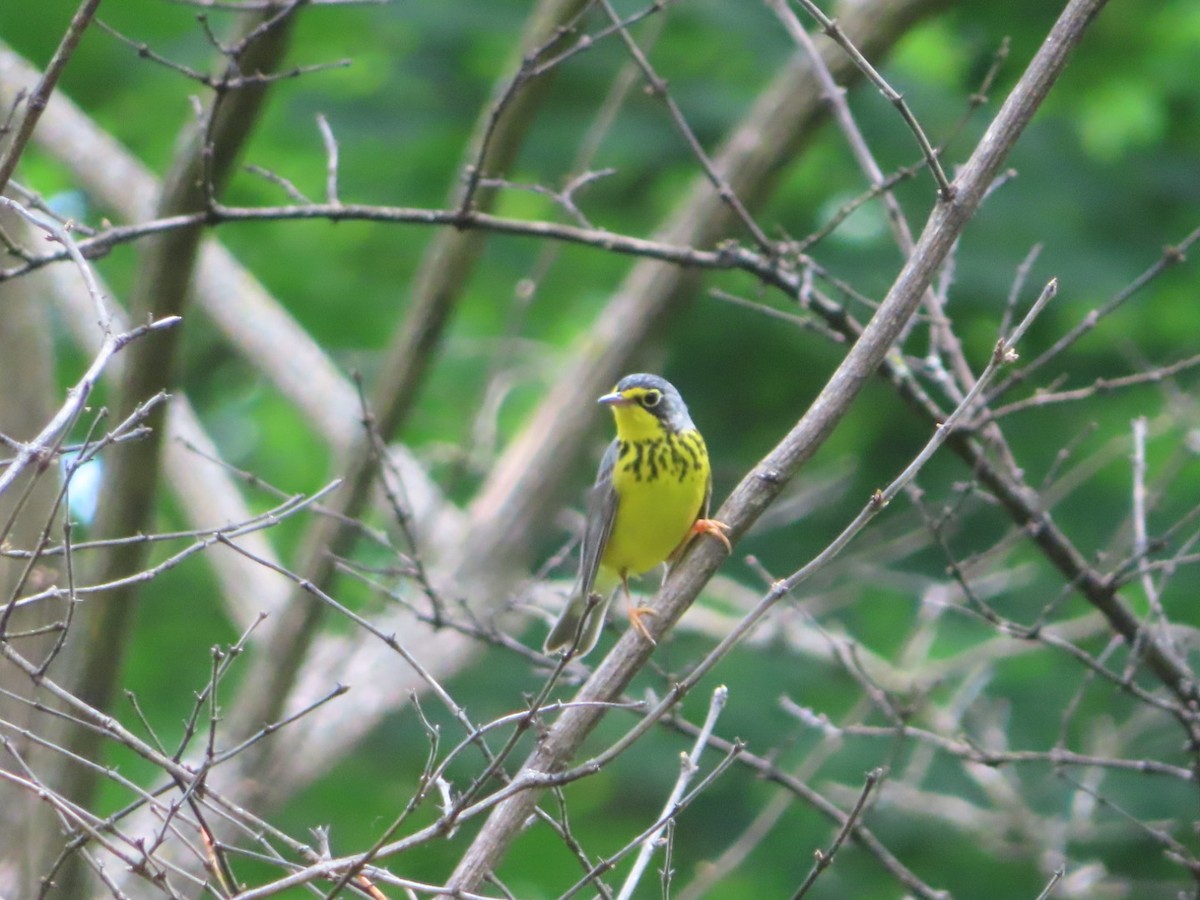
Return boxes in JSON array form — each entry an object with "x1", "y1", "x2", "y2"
[{"x1": 641, "y1": 390, "x2": 662, "y2": 408}]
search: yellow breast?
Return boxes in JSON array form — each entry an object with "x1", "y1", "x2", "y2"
[{"x1": 602, "y1": 430, "x2": 709, "y2": 577}]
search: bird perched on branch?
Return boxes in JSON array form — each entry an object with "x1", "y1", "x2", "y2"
[{"x1": 544, "y1": 373, "x2": 730, "y2": 657}]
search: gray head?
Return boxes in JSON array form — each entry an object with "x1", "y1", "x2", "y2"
[{"x1": 598, "y1": 373, "x2": 696, "y2": 433}]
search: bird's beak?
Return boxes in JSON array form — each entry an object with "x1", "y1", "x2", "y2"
[{"x1": 597, "y1": 390, "x2": 632, "y2": 407}]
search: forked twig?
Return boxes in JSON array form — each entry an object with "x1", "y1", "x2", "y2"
[{"x1": 788, "y1": 0, "x2": 952, "y2": 200}]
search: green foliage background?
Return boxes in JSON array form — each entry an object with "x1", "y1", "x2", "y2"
[{"x1": 2, "y1": 0, "x2": 1198, "y2": 896}]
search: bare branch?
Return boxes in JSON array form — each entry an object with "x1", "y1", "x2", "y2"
[
  {"x1": 440, "y1": 3, "x2": 1112, "y2": 890},
  {"x1": 787, "y1": 0, "x2": 952, "y2": 199},
  {"x1": 0, "y1": 0, "x2": 102, "y2": 196}
]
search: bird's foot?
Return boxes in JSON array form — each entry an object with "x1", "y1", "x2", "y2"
[
  {"x1": 691, "y1": 518, "x2": 732, "y2": 553},
  {"x1": 628, "y1": 603, "x2": 657, "y2": 645}
]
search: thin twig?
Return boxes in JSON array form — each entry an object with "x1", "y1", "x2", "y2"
[
  {"x1": 0, "y1": 0, "x2": 103, "y2": 196},
  {"x1": 316, "y1": 113, "x2": 340, "y2": 205},
  {"x1": 788, "y1": 0, "x2": 951, "y2": 199},
  {"x1": 791, "y1": 767, "x2": 887, "y2": 898},
  {"x1": 616, "y1": 685, "x2": 729, "y2": 900},
  {"x1": 597, "y1": 0, "x2": 772, "y2": 252}
]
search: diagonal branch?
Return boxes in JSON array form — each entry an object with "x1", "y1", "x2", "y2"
[
  {"x1": 213, "y1": 0, "x2": 948, "y2": 810},
  {"x1": 440, "y1": 0, "x2": 1111, "y2": 891},
  {"x1": 0, "y1": 0, "x2": 102, "y2": 196}
]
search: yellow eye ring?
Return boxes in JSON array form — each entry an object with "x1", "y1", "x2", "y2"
[{"x1": 641, "y1": 390, "x2": 662, "y2": 408}]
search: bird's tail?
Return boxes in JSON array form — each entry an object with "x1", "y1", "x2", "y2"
[{"x1": 543, "y1": 588, "x2": 614, "y2": 657}]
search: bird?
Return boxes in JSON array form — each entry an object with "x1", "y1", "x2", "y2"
[{"x1": 544, "y1": 373, "x2": 731, "y2": 657}]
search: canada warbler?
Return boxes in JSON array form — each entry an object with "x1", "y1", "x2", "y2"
[{"x1": 544, "y1": 373, "x2": 730, "y2": 657}]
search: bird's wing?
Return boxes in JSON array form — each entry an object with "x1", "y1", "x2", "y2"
[
  {"x1": 699, "y1": 464, "x2": 713, "y2": 521},
  {"x1": 577, "y1": 440, "x2": 619, "y2": 597}
]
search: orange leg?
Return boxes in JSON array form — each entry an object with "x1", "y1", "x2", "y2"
[
  {"x1": 622, "y1": 571, "x2": 657, "y2": 645},
  {"x1": 691, "y1": 518, "x2": 732, "y2": 553}
]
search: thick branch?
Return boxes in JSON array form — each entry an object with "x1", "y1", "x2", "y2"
[{"x1": 441, "y1": 0, "x2": 1110, "y2": 891}]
